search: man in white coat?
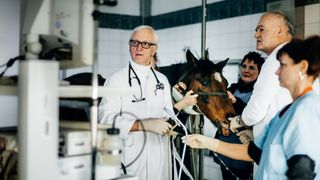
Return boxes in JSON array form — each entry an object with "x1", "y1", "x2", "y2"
[
  {"x1": 99, "y1": 25, "x2": 174, "y2": 180},
  {"x1": 230, "y1": 11, "x2": 293, "y2": 138},
  {"x1": 228, "y1": 11, "x2": 293, "y2": 178}
]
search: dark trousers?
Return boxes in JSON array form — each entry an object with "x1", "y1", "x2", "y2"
[{"x1": 220, "y1": 165, "x2": 253, "y2": 180}]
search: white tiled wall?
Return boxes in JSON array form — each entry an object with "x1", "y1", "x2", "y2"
[
  {"x1": 0, "y1": 0, "x2": 20, "y2": 75},
  {"x1": 99, "y1": 0, "x2": 140, "y2": 15},
  {"x1": 97, "y1": 29, "x2": 132, "y2": 79},
  {"x1": 0, "y1": 0, "x2": 20, "y2": 127},
  {"x1": 304, "y1": 4, "x2": 320, "y2": 37},
  {"x1": 152, "y1": 0, "x2": 223, "y2": 16},
  {"x1": 304, "y1": 3, "x2": 320, "y2": 96},
  {"x1": 96, "y1": 13, "x2": 263, "y2": 85}
]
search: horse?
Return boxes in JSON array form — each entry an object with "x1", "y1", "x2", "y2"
[{"x1": 159, "y1": 49, "x2": 236, "y2": 136}]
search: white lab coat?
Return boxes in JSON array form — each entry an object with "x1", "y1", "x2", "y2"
[
  {"x1": 242, "y1": 42, "x2": 292, "y2": 138},
  {"x1": 254, "y1": 92, "x2": 320, "y2": 179},
  {"x1": 99, "y1": 60, "x2": 174, "y2": 180}
]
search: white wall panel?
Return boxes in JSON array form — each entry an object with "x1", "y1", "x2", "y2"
[
  {"x1": 96, "y1": 28, "x2": 131, "y2": 78},
  {"x1": 0, "y1": 0, "x2": 20, "y2": 76},
  {"x1": 305, "y1": 23, "x2": 320, "y2": 37},
  {"x1": 94, "y1": 12, "x2": 266, "y2": 92},
  {"x1": 304, "y1": 4, "x2": 320, "y2": 38},
  {"x1": 152, "y1": 0, "x2": 224, "y2": 16},
  {"x1": 0, "y1": 0, "x2": 20, "y2": 127},
  {"x1": 99, "y1": 0, "x2": 140, "y2": 16},
  {"x1": 305, "y1": 3, "x2": 320, "y2": 24}
]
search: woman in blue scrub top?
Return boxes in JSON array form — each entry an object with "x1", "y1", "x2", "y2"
[{"x1": 182, "y1": 35, "x2": 320, "y2": 180}]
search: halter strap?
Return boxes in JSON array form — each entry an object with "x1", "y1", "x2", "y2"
[{"x1": 197, "y1": 91, "x2": 227, "y2": 97}]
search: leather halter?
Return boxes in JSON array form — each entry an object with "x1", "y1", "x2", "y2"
[
  {"x1": 177, "y1": 69, "x2": 228, "y2": 99},
  {"x1": 197, "y1": 91, "x2": 227, "y2": 97}
]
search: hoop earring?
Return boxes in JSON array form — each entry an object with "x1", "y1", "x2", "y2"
[{"x1": 299, "y1": 71, "x2": 305, "y2": 80}]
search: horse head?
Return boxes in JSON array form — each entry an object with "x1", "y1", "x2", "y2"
[{"x1": 180, "y1": 50, "x2": 236, "y2": 135}]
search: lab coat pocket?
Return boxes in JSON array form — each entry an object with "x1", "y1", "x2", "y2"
[{"x1": 267, "y1": 144, "x2": 287, "y2": 177}]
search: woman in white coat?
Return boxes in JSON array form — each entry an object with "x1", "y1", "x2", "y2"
[
  {"x1": 99, "y1": 25, "x2": 174, "y2": 180},
  {"x1": 182, "y1": 35, "x2": 320, "y2": 180}
]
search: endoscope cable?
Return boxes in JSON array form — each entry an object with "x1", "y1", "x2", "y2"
[{"x1": 164, "y1": 108, "x2": 194, "y2": 180}]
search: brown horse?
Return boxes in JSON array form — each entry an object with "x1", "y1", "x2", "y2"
[{"x1": 159, "y1": 49, "x2": 235, "y2": 136}]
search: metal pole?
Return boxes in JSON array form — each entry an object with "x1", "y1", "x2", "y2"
[
  {"x1": 201, "y1": 0, "x2": 207, "y2": 59},
  {"x1": 189, "y1": 116, "x2": 198, "y2": 179},
  {"x1": 199, "y1": 1, "x2": 207, "y2": 179},
  {"x1": 199, "y1": 115, "x2": 205, "y2": 180},
  {"x1": 91, "y1": 3, "x2": 100, "y2": 180}
]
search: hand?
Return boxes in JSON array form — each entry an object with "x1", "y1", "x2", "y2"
[
  {"x1": 228, "y1": 115, "x2": 244, "y2": 133},
  {"x1": 181, "y1": 90, "x2": 198, "y2": 106},
  {"x1": 139, "y1": 118, "x2": 173, "y2": 135},
  {"x1": 174, "y1": 82, "x2": 187, "y2": 93},
  {"x1": 167, "y1": 130, "x2": 179, "y2": 137},
  {"x1": 174, "y1": 90, "x2": 198, "y2": 111},
  {"x1": 237, "y1": 129, "x2": 253, "y2": 144},
  {"x1": 227, "y1": 91, "x2": 236, "y2": 104},
  {"x1": 181, "y1": 134, "x2": 220, "y2": 151}
]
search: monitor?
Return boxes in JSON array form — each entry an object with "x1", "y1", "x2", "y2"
[{"x1": 21, "y1": 0, "x2": 95, "y2": 69}]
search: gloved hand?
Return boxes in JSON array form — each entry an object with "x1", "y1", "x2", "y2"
[
  {"x1": 237, "y1": 129, "x2": 253, "y2": 144},
  {"x1": 227, "y1": 91, "x2": 237, "y2": 104},
  {"x1": 174, "y1": 90, "x2": 199, "y2": 112},
  {"x1": 181, "y1": 134, "x2": 220, "y2": 151},
  {"x1": 139, "y1": 118, "x2": 173, "y2": 135},
  {"x1": 228, "y1": 115, "x2": 244, "y2": 133},
  {"x1": 174, "y1": 82, "x2": 187, "y2": 94}
]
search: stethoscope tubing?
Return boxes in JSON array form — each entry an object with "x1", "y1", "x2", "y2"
[{"x1": 129, "y1": 63, "x2": 164, "y2": 102}]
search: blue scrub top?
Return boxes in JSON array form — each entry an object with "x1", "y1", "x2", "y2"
[{"x1": 254, "y1": 92, "x2": 320, "y2": 180}]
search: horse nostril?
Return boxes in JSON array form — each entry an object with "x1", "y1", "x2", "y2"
[
  {"x1": 226, "y1": 112, "x2": 236, "y2": 118},
  {"x1": 221, "y1": 120, "x2": 229, "y2": 125}
]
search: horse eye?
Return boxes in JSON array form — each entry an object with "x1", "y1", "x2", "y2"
[{"x1": 200, "y1": 79, "x2": 209, "y2": 86}]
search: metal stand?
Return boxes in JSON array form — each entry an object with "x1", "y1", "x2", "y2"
[
  {"x1": 200, "y1": 0, "x2": 207, "y2": 60},
  {"x1": 90, "y1": 5, "x2": 101, "y2": 180},
  {"x1": 198, "y1": 115, "x2": 205, "y2": 180},
  {"x1": 189, "y1": 114, "x2": 204, "y2": 180},
  {"x1": 18, "y1": 60, "x2": 59, "y2": 180},
  {"x1": 199, "y1": 1, "x2": 207, "y2": 179}
]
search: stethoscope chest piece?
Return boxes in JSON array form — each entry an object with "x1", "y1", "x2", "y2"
[
  {"x1": 154, "y1": 82, "x2": 164, "y2": 95},
  {"x1": 151, "y1": 68, "x2": 164, "y2": 95},
  {"x1": 156, "y1": 82, "x2": 164, "y2": 90},
  {"x1": 129, "y1": 63, "x2": 164, "y2": 101}
]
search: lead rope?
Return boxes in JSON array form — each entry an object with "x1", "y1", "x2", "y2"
[
  {"x1": 187, "y1": 108, "x2": 247, "y2": 180},
  {"x1": 213, "y1": 152, "x2": 253, "y2": 180}
]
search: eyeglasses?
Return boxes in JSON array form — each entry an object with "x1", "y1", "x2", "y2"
[
  {"x1": 240, "y1": 64, "x2": 257, "y2": 71},
  {"x1": 129, "y1": 39, "x2": 157, "y2": 49}
]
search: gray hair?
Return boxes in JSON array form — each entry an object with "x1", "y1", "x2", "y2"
[
  {"x1": 130, "y1": 25, "x2": 158, "y2": 44},
  {"x1": 267, "y1": 11, "x2": 294, "y2": 35}
]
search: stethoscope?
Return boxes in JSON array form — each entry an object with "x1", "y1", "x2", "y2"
[{"x1": 128, "y1": 63, "x2": 164, "y2": 103}]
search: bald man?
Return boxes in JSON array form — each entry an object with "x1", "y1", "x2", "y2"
[
  {"x1": 230, "y1": 12, "x2": 293, "y2": 138},
  {"x1": 226, "y1": 11, "x2": 294, "y2": 179}
]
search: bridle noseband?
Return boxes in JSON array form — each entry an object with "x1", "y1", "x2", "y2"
[
  {"x1": 197, "y1": 91, "x2": 227, "y2": 97},
  {"x1": 197, "y1": 90, "x2": 227, "y2": 103}
]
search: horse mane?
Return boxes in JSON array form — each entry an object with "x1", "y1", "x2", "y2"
[
  {"x1": 159, "y1": 59, "x2": 223, "y2": 87},
  {"x1": 159, "y1": 63, "x2": 190, "y2": 86},
  {"x1": 195, "y1": 60, "x2": 221, "y2": 74}
]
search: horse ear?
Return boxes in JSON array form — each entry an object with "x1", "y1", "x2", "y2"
[
  {"x1": 216, "y1": 58, "x2": 229, "y2": 71},
  {"x1": 186, "y1": 49, "x2": 197, "y2": 67},
  {"x1": 205, "y1": 49, "x2": 209, "y2": 60}
]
